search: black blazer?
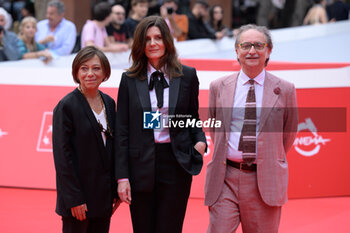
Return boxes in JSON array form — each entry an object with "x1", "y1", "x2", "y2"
[
  {"x1": 115, "y1": 65, "x2": 207, "y2": 192},
  {"x1": 52, "y1": 88, "x2": 117, "y2": 218}
]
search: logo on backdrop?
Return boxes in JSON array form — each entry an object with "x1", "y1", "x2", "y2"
[
  {"x1": 293, "y1": 118, "x2": 331, "y2": 157},
  {"x1": 0, "y1": 128, "x2": 8, "y2": 138},
  {"x1": 37, "y1": 112, "x2": 53, "y2": 152}
]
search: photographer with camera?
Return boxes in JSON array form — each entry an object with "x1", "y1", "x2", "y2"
[{"x1": 160, "y1": 0, "x2": 188, "y2": 42}]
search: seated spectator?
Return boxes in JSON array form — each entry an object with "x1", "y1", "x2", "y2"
[
  {"x1": 81, "y1": 2, "x2": 128, "y2": 53},
  {"x1": 187, "y1": 0, "x2": 224, "y2": 40},
  {"x1": 35, "y1": 0, "x2": 76, "y2": 56},
  {"x1": 124, "y1": 0, "x2": 148, "y2": 38},
  {"x1": 160, "y1": 0, "x2": 188, "y2": 41},
  {"x1": 303, "y1": 0, "x2": 328, "y2": 25},
  {"x1": 0, "y1": 4, "x2": 13, "y2": 30},
  {"x1": 106, "y1": 4, "x2": 132, "y2": 48},
  {"x1": 0, "y1": 7, "x2": 20, "y2": 61},
  {"x1": 207, "y1": 4, "x2": 233, "y2": 37},
  {"x1": 327, "y1": 0, "x2": 350, "y2": 22},
  {"x1": 18, "y1": 16, "x2": 52, "y2": 63}
]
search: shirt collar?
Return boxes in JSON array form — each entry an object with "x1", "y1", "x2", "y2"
[
  {"x1": 47, "y1": 18, "x2": 65, "y2": 31},
  {"x1": 147, "y1": 63, "x2": 169, "y2": 84},
  {"x1": 238, "y1": 69, "x2": 265, "y2": 86}
]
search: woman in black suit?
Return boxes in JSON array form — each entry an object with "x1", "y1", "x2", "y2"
[
  {"x1": 52, "y1": 46, "x2": 119, "y2": 233},
  {"x1": 115, "y1": 16, "x2": 207, "y2": 233}
]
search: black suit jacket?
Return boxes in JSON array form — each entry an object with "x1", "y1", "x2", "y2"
[
  {"x1": 115, "y1": 65, "x2": 207, "y2": 192},
  {"x1": 52, "y1": 88, "x2": 117, "y2": 218}
]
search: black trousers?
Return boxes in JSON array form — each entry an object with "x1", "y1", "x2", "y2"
[
  {"x1": 62, "y1": 216, "x2": 111, "y2": 233},
  {"x1": 130, "y1": 143, "x2": 192, "y2": 233}
]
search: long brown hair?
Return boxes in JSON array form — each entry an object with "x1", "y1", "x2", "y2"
[{"x1": 127, "y1": 16, "x2": 182, "y2": 80}]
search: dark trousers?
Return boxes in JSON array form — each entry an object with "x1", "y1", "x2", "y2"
[
  {"x1": 130, "y1": 143, "x2": 192, "y2": 233},
  {"x1": 62, "y1": 216, "x2": 111, "y2": 233}
]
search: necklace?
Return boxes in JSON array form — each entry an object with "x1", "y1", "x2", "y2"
[{"x1": 78, "y1": 86, "x2": 113, "y2": 138}]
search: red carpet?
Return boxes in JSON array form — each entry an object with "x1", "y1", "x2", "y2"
[{"x1": 0, "y1": 187, "x2": 349, "y2": 233}]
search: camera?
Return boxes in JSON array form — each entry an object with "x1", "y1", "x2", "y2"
[
  {"x1": 167, "y1": 7, "x2": 174, "y2": 14},
  {"x1": 0, "y1": 25, "x2": 4, "y2": 33}
]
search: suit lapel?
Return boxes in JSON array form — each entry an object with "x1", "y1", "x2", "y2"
[
  {"x1": 169, "y1": 76, "x2": 180, "y2": 116},
  {"x1": 100, "y1": 92, "x2": 115, "y2": 167},
  {"x1": 75, "y1": 89, "x2": 109, "y2": 168},
  {"x1": 100, "y1": 92, "x2": 113, "y2": 136},
  {"x1": 258, "y1": 72, "x2": 280, "y2": 134},
  {"x1": 221, "y1": 74, "x2": 238, "y2": 140},
  {"x1": 135, "y1": 78, "x2": 152, "y2": 111},
  {"x1": 75, "y1": 89, "x2": 103, "y2": 140}
]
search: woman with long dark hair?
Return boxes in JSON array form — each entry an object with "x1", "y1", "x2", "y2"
[
  {"x1": 115, "y1": 16, "x2": 207, "y2": 233},
  {"x1": 207, "y1": 4, "x2": 233, "y2": 37}
]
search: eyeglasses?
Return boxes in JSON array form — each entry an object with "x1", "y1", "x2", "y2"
[{"x1": 239, "y1": 42, "x2": 268, "y2": 51}]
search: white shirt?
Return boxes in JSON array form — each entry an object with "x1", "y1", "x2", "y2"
[
  {"x1": 92, "y1": 106, "x2": 107, "y2": 146},
  {"x1": 147, "y1": 64, "x2": 171, "y2": 143},
  {"x1": 35, "y1": 18, "x2": 77, "y2": 56},
  {"x1": 226, "y1": 70, "x2": 265, "y2": 162}
]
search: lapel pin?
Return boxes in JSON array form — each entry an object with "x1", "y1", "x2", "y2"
[{"x1": 274, "y1": 87, "x2": 281, "y2": 95}]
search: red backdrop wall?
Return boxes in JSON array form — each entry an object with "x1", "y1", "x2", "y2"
[{"x1": 1, "y1": 60, "x2": 349, "y2": 199}]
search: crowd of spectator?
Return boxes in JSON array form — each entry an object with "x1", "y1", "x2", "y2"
[{"x1": 0, "y1": 0, "x2": 349, "y2": 63}]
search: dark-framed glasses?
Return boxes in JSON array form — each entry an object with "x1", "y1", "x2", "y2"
[{"x1": 239, "y1": 42, "x2": 268, "y2": 51}]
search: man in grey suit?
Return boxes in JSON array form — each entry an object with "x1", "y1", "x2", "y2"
[{"x1": 204, "y1": 24, "x2": 298, "y2": 233}]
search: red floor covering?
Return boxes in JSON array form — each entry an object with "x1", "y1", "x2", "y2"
[{"x1": 0, "y1": 187, "x2": 349, "y2": 233}]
